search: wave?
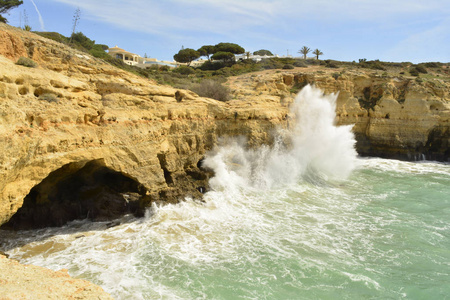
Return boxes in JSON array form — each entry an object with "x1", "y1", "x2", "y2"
[{"x1": 203, "y1": 85, "x2": 357, "y2": 191}]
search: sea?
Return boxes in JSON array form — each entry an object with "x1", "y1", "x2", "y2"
[{"x1": 1, "y1": 86, "x2": 449, "y2": 299}]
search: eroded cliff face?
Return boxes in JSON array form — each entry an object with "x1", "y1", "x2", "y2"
[
  {"x1": 0, "y1": 24, "x2": 288, "y2": 228},
  {"x1": 1, "y1": 23, "x2": 449, "y2": 229},
  {"x1": 226, "y1": 68, "x2": 449, "y2": 161}
]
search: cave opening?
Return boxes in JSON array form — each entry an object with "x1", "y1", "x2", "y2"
[{"x1": 1, "y1": 160, "x2": 148, "y2": 230}]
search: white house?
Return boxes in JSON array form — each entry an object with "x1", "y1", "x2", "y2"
[{"x1": 107, "y1": 46, "x2": 179, "y2": 68}]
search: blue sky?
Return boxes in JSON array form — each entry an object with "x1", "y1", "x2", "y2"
[{"x1": 5, "y1": 0, "x2": 450, "y2": 63}]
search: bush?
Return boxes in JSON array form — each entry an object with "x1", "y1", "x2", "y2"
[
  {"x1": 16, "y1": 57, "x2": 37, "y2": 68},
  {"x1": 293, "y1": 60, "x2": 307, "y2": 67},
  {"x1": 191, "y1": 80, "x2": 231, "y2": 102},
  {"x1": 325, "y1": 60, "x2": 339, "y2": 68},
  {"x1": 159, "y1": 65, "x2": 171, "y2": 72},
  {"x1": 415, "y1": 65, "x2": 428, "y2": 74},
  {"x1": 39, "y1": 93, "x2": 59, "y2": 103},
  {"x1": 260, "y1": 58, "x2": 284, "y2": 70},
  {"x1": 173, "y1": 65, "x2": 196, "y2": 75},
  {"x1": 282, "y1": 64, "x2": 294, "y2": 69},
  {"x1": 305, "y1": 59, "x2": 320, "y2": 66},
  {"x1": 409, "y1": 68, "x2": 419, "y2": 76},
  {"x1": 423, "y1": 62, "x2": 442, "y2": 68},
  {"x1": 199, "y1": 60, "x2": 227, "y2": 71},
  {"x1": 35, "y1": 32, "x2": 69, "y2": 44}
]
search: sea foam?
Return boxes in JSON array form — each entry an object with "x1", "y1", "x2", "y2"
[{"x1": 203, "y1": 85, "x2": 357, "y2": 190}]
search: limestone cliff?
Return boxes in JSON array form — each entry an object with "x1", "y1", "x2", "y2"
[
  {"x1": 0, "y1": 24, "x2": 287, "y2": 228},
  {"x1": 1, "y1": 23, "x2": 449, "y2": 229},
  {"x1": 0, "y1": 22, "x2": 449, "y2": 299},
  {"x1": 226, "y1": 68, "x2": 449, "y2": 161}
]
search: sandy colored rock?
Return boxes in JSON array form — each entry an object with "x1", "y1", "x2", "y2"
[
  {"x1": 0, "y1": 22, "x2": 449, "y2": 300},
  {"x1": 225, "y1": 68, "x2": 449, "y2": 160},
  {"x1": 0, "y1": 255, "x2": 113, "y2": 299},
  {"x1": 0, "y1": 23, "x2": 287, "y2": 227}
]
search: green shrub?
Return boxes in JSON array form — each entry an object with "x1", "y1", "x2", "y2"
[
  {"x1": 260, "y1": 58, "x2": 284, "y2": 69},
  {"x1": 325, "y1": 60, "x2": 339, "y2": 68},
  {"x1": 191, "y1": 80, "x2": 231, "y2": 102},
  {"x1": 415, "y1": 65, "x2": 428, "y2": 74},
  {"x1": 35, "y1": 32, "x2": 69, "y2": 44},
  {"x1": 39, "y1": 93, "x2": 59, "y2": 103},
  {"x1": 199, "y1": 60, "x2": 227, "y2": 71},
  {"x1": 293, "y1": 60, "x2": 307, "y2": 67},
  {"x1": 159, "y1": 65, "x2": 171, "y2": 72},
  {"x1": 282, "y1": 64, "x2": 294, "y2": 69},
  {"x1": 423, "y1": 62, "x2": 442, "y2": 68},
  {"x1": 174, "y1": 65, "x2": 196, "y2": 75},
  {"x1": 409, "y1": 68, "x2": 419, "y2": 76},
  {"x1": 16, "y1": 57, "x2": 37, "y2": 68},
  {"x1": 305, "y1": 59, "x2": 320, "y2": 65}
]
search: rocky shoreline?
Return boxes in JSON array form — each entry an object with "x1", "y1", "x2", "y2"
[
  {"x1": 0, "y1": 253, "x2": 113, "y2": 299},
  {"x1": 0, "y1": 22, "x2": 449, "y2": 299}
]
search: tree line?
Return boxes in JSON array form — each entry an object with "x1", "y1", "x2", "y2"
[
  {"x1": 174, "y1": 42, "x2": 324, "y2": 66},
  {"x1": 173, "y1": 42, "x2": 246, "y2": 66}
]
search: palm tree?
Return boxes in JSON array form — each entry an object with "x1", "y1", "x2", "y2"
[
  {"x1": 312, "y1": 49, "x2": 323, "y2": 60},
  {"x1": 298, "y1": 46, "x2": 311, "y2": 59}
]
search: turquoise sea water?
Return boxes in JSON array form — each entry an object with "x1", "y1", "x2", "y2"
[
  {"x1": 1, "y1": 86, "x2": 449, "y2": 299},
  {"x1": 1, "y1": 158, "x2": 449, "y2": 299}
]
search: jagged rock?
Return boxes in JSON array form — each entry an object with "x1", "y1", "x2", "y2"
[
  {"x1": 226, "y1": 69, "x2": 449, "y2": 161},
  {"x1": 0, "y1": 22, "x2": 449, "y2": 229},
  {"x1": 0, "y1": 24, "x2": 287, "y2": 228}
]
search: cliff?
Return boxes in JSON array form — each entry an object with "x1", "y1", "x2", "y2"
[
  {"x1": 226, "y1": 67, "x2": 449, "y2": 161},
  {"x1": 0, "y1": 22, "x2": 449, "y2": 299},
  {"x1": 1, "y1": 23, "x2": 449, "y2": 230},
  {"x1": 0, "y1": 24, "x2": 287, "y2": 229}
]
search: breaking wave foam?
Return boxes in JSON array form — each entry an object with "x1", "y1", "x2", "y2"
[{"x1": 204, "y1": 85, "x2": 357, "y2": 191}]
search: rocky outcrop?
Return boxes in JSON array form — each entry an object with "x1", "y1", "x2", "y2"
[
  {"x1": 0, "y1": 22, "x2": 448, "y2": 300},
  {"x1": 0, "y1": 23, "x2": 449, "y2": 230},
  {"x1": 226, "y1": 68, "x2": 449, "y2": 161},
  {"x1": 0, "y1": 254, "x2": 113, "y2": 299},
  {"x1": 0, "y1": 24, "x2": 288, "y2": 228}
]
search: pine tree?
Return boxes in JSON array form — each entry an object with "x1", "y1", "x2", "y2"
[{"x1": 0, "y1": 0, "x2": 23, "y2": 23}]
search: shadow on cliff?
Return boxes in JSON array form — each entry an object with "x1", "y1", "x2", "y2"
[
  {"x1": 1, "y1": 159, "x2": 149, "y2": 231},
  {"x1": 0, "y1": 158, "x2": 212, "y2": 252}
]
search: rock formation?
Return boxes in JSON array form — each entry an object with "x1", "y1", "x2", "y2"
[
  {"x1": 0, "y1": 24, "x2": 287, "y2": 228},
  {"x1": 0, "y1": 22, "x2": 448, "y2": 299},
  {"x1": 0, "y1": 23, "x2": 448, "y2": 229},
  {"x1": 226, "y1": 68, "x2": 449, "y2": 161},
  {"x1": 0, "y1": 254, "x2": 113, "y2": 299}
]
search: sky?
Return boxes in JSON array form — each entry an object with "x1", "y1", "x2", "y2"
[{"x1": 5, "y1": 0, "x2": 450, "y2": 63}]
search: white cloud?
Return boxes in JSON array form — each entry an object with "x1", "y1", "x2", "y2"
[
  {"x1": 45, "y1": 0, "x2": 450, "y2": 62},
  {"x1": 48, "y1": 0, "x2": 450, "y2": 35}
]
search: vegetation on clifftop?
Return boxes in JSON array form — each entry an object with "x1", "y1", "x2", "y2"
[{"x1": 34, "y1": 30, "x2": 449, "y2": 102}]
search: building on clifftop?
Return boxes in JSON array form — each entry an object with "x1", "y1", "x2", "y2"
[{"x1": 108, "y1": 46, "x2": 179, "y2": 69}]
